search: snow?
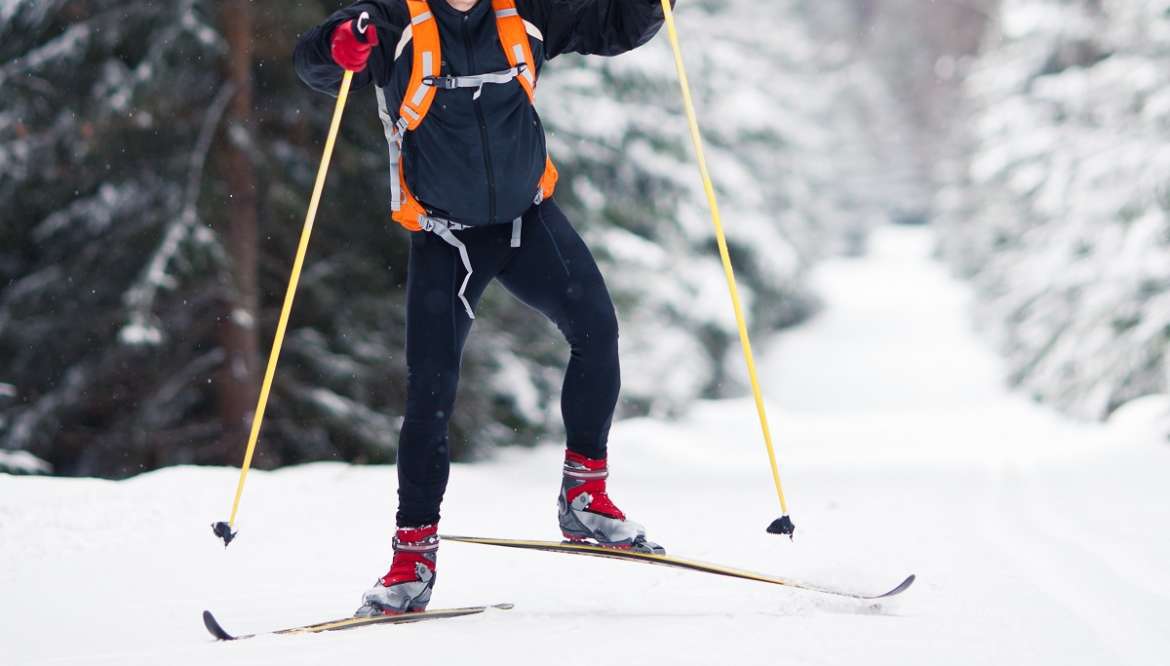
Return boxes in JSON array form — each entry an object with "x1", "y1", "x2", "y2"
[
  {"x1": 0, "y1": 449, "x2": 50, "y2": 475},
  {"x1": 0, "y1": 0, "x2": 19, "y2": 20},
  {"x1": 4, "y1": 22, "x2": 91, "y2": 78},
  {"x1": 3, "y1": 226, "x2": 1169, "y2": 665},
  {"x1": 118, "y1": 320, "x2": 164, "y2": 347}
]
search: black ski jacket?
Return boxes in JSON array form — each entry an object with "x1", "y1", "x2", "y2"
[{"x1": 295, "y1": 0, "x2": 672, "y2": 226}]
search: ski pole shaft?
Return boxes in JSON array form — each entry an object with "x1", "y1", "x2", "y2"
[
  {"x1": 657, "y1": 0, "x2": 793, "y2": 526},
  {"x1": 218, "y1": 68, "x2": 356, "y2": 542}
]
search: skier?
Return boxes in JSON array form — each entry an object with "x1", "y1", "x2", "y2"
[{"x1": 294, "y1": 0, "x2": 673, "y2": 617}]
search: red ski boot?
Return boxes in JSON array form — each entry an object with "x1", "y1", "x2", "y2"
[
  {"x1": 354, "y1": 524, "x2": 438, "y2": 617},
  {"x1": 558, "y1": 451, "x2": 664, "y2": 554}
]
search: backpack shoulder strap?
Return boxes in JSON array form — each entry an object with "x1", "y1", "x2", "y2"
[
  {"x1": 491, "y1": 0, "x2": 538, "y2": 103},
  {"x1": 400, "y1": 0, "x2": 440, "y2": 129}
]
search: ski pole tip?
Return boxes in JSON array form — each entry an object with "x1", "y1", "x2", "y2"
[
  {"x1": 766, "y1": 515, "x2": 795, "y2": 539},
  {"x1": 212, "y1": 521, "x2": 237, "y2": 547}
]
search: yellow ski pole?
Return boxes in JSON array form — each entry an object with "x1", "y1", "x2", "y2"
[
  {"x1": 212, "y1": 62, "x2": 358, "y2": 547},
  {"x1": 658, "y1": 0, "x2": 795, "y2": 537}
]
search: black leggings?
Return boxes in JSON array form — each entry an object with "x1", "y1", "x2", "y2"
[{"x1": 396, "y1": 199, "x2": 620, "y2": 527}]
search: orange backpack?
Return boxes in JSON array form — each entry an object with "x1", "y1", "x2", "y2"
[{"x1": 379, "y1": 0, "x2": 559, "y2": 231}]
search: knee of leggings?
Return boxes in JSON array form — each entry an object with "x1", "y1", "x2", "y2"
[
  {"x1": 404, "y1": 371, "x2": 460, "y2": 422},
  {"x1": 569, "y1": 303, "x2": 620, "y2": 357}
]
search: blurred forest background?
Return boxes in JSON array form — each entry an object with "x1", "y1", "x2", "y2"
[{"x1": 2, "y1": 0, "x2": 1167, "y2": 478}]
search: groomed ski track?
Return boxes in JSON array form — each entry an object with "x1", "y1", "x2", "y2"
[{"x1": 3, "y1": 226, "x2": 1169, "y2": 665}]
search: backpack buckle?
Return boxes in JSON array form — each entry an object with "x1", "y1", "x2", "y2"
[{"x1": 423, "y1": 75, "x2": 458, "y2": 90}]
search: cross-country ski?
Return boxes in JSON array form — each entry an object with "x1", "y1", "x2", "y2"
[
  {"x1": 202, "y1": 604, "x2": 514, "y2": 641},
  {"x1": 442, "y1": 535, "x2": 915, "y2": 600}
]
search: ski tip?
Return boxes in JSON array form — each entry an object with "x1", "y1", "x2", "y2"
[
  {"x1": 203, "y1": 610, "x2": 236, "y2": 641},
  {"x1": 490, "y1": 603, "x2": 516, "y2": 611},
  {"x1": 875, "y1": 574, "x2": 916, "y2": 599}
]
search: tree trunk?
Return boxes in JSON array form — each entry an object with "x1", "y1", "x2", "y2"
[{"x1": 214, "y1": 0, "x2": 261, "y2": 454}]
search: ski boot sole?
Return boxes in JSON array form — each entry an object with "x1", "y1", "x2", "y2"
[{"x1": 562, "y1": 534, "x2": 666, "y2": 555}]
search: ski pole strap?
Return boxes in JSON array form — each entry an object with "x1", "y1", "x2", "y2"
[
  {"x1": 424, "y1": 64, "x2": 528, "y2": 100},
  {"x1": 420, "y1": 217, "x2": 476, "y2": 319}
]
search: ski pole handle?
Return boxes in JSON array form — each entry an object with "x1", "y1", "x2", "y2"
[{"x1": 356, "y1": 10, "x2": 371, "y2": 39}]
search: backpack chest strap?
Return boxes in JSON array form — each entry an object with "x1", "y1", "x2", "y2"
[{"x1": 424, "y1": 63, "x2": 529, "y2": 100}]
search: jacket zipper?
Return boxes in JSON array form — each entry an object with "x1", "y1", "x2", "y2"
[{"x1": 462, "y1": 14, "x2": 497, "y2": 223}]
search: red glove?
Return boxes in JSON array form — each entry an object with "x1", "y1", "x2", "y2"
[{"x1": 331, "y1": 13, "x2": 378, "y2": 72}]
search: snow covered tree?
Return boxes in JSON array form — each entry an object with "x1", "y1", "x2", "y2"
[{"x1": 937, "y1": 0, "x2": 1170, "y2": 420}]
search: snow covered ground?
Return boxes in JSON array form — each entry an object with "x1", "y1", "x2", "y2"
[{"x1": 3, "y1": 225, "x2": 1168, "y2": 665}]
